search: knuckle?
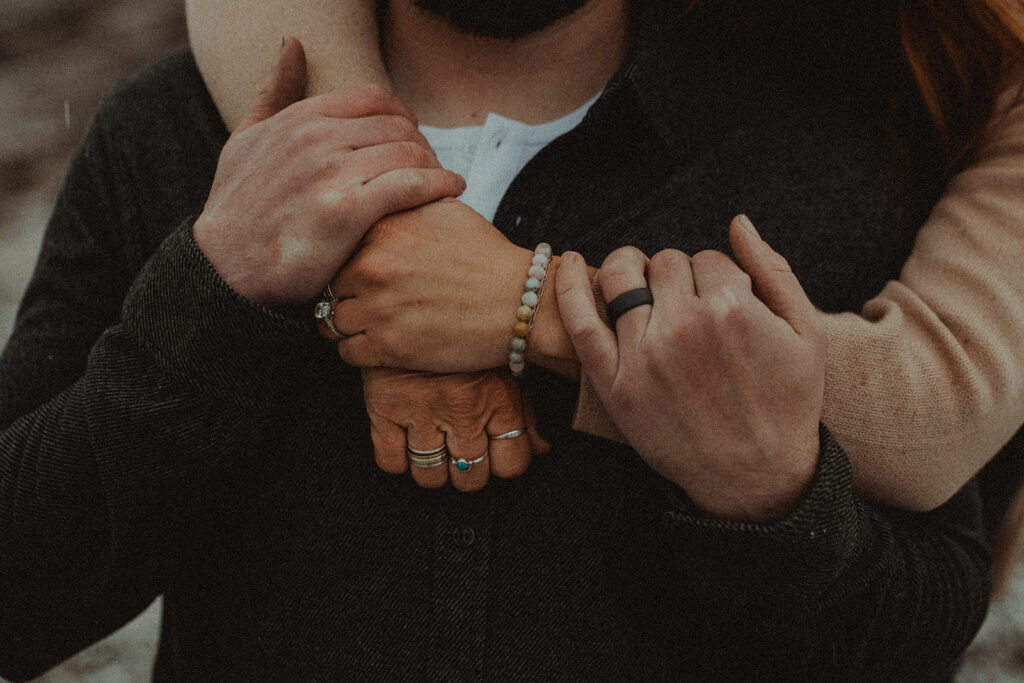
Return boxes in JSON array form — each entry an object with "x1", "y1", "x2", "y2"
[
  {"x1": 396, "y1": 140, "x2": 434, "y2": 166},
  {"x1": 349, "y1": 250, "x2": 391, "y2": 283},
  {"x1": 315, "y1": 186, "x2": 352, "y2": 215},
  {"x1": 767, "y1": 248, "x2": 793, "y2": 271},
  {"x1": 381, "y1": 171, "x2": 427, "y2": 212},
  {"x1": 691, "y1": 249, "x2": 725, "y2": 269},
  {"x1": 649, "y1": 248, "x2": 688, "y2": 271},
  {"x1": 398, "y1": 168, "x2": 428, "y2": 190},
  {"x1": 291, "y1": 121, "x2": 327, "y2": 152},
  {"x1": 485, "y1": 372, "x2": 518, "y2": 402},
  {"x1": 598, "y1": 246, "x2": 649, "y2": 295},
  {"x1": 311, "y1": 157, "x2": 341, "y2": 185},
  {"x1": 498, "y1": 453, "x2": 530, "y2": 478},
  {"x1": 601, "y1": 245, "x2": 646, "y2": 272},
  {"x1": 375, "y1": 336, "x2": 405, "y2": 368},
  {"x1": 342, "y1": 336, "x2": 385, "y2": 368},
  {"x1": 707, "y1": 289, "x2": 749, "y2": 325},
  {"x1": 376, "y1": 453, "x2": 407, "y2": 474},
  {"x1": 570, "y1": 322, "x2": 607, "y2": 354},
  {"x1": 380, "y1": 114, "x2": 417, "y2": 140},
  {"x1": 335, "y1": 338, "x2": 359, "y2": 366},
  {"x1": 665, "y1": 316, "x2": 693, "y2": 345}
]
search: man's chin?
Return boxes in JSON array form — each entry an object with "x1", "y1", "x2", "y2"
[{"x1": 410, "y1": 0, "x2": 591, "y2": 39}]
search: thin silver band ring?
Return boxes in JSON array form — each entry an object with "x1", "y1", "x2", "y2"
[
  {"x1": 407, "y1": 443, "x2": 447, "y2": 457},
  {"x1": 489, "y1": 428, "x2": 528, "y2": 441},
  {"x1": 409, "y1": 452, "x2": 449, "y2": 469},
  {"x1": 408, "y1": 450, "x2": 448, "y2": 463}
]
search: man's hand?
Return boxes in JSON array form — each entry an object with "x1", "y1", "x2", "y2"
[
  {"x1": 192, "y1": 38, "x2": 465, "y2": 305},
  {"x1": 363, "y1": 368, "x2": 549, "y2": 491},
  {"x1": 556, "y1": 215, "x2": 826, "y2": 523}
]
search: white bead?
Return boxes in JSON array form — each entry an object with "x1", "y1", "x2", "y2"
[
  {"x1": 535, "y1": 243, "x2": 552, "y2": 258},
  {"x1": 521, "y1": 291, "x2": 539, "y2": 307},
  {"x1": 528, "y1": 265, "x2": 546, "y2": 280},
  {"x1": 508, "y1": 351, "x2": 525, "y2": 364},
  {"x1": 511, "y1": 337, "x2": 527, "y2": 352},
  {"x1": 524, "y1": 277, "x2": 541, "y2": 292},
  {"x1": 510, "y1": 360, "x2": 526, "y2": 375},
  {"x1": 532, "y1": 253, "x2": 549, "y2": 267}
]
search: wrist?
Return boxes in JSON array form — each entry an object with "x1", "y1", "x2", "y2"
[
  {"x1": 688, "y1": 436, "x2": 820, "y2": 524},
  {"x1": 526, "y1": 255, "x2": 583, "y2": 378}
]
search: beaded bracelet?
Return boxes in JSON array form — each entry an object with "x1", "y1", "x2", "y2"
[{"x1": 509, "y1": 243, "x2": 552, "y2": 376}]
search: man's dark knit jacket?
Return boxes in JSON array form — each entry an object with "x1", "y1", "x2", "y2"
[{"x1": 0, "y1": 1, "x2": 1010, "y2": 681}]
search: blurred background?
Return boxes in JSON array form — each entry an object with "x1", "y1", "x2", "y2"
[{"x1": 0, "y1": 0, "x2": 1021, "y2": 680}]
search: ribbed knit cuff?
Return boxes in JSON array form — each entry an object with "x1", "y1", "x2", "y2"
[
  {"x1": 122, "y1": 220, "x2": 332, "y2": 410},
  {"x1": 654, "y1": 425, "x2": 869, "y2": 613}
]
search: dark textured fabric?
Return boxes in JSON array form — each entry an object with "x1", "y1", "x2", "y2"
[{"x1": 0, "y1": 2, "x2": 1009, "y2": 680}]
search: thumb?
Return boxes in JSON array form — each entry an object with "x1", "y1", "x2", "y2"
[
  {"x1": 238, "y1": 36, "x2": 308, "y2": 132},
  {"x1": 729, "y1": 214, "x2": 820, "y2": 337}
]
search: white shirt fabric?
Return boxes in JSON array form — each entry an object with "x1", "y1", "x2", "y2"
[{"x1": 419, "y1": 94, "x2": 599, "y2": 223}]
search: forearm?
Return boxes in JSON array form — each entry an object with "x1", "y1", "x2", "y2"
[
  {"x1": 823, "y1": 76, "x2": 1024, "y2": 510},
  {"x1": 0, "y1": 224, "x2": 319, "y2": 677},
  {"x1": 0, "y1": 343, "x2": 252, "y2": 678},
  {"x1": 641, "y1": 428, "x2": 990, "y2": 680},
  {"x1": 186, "y1": 0, "x2": 390, "y2": 131}
]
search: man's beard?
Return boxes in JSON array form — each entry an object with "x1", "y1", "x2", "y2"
[{"x1": 411, "y1": 0, "x2": 591, "y2": 39}]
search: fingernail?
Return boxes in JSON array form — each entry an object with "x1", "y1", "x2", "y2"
[
  {"x1": 561, "y1": 251, "x2": 580, "y2": 266},
  {"x1": 736, "y1": 214, "x2": 760, "y2": 239}
]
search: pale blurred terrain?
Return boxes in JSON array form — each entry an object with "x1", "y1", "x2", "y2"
[
  {"x1": 0, "y1": 1, "x2": 1021, "y2": 681},
  {"x1": 0, "y1": 1, "x2": 182, "y2": 680}
]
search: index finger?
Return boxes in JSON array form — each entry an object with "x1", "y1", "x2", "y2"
[
  {"x1": 299, "y1": 83, "x2": 420, "y2": 124},
  {"x1": 555, "y1": 251, "x2": 619, "y2": 389},
  {"x1": 728, "y1": 215, "x2": 822, "y2": 338}
]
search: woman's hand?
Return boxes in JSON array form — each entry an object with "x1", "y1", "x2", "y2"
[
  {"x1": 193, "y1": 38, "x2": 465, "y2": 305},
  {"x1": 556, "y1": 216, "x2": 826, "y2": 523},
  {"x1": 362, "y1": 368, "x2": 549, "y2": 491},
  {"x1": 329, "y1": 199, "x2": 538, "y2": 372}
]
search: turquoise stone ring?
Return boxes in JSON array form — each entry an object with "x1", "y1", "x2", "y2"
[{"x1": 452, "y1": 451, "x2": 488, "y2": 472}]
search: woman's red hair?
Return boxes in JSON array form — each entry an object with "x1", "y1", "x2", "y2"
[{"x1": 899, "y1": 0, "x2": 1024, "y2": 167}]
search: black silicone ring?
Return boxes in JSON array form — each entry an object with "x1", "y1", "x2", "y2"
[{"x1": 606, "y1": 287, "x2": 654, "y2": 326}]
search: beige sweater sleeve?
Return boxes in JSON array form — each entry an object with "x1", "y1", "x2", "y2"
[{"x1": 574, "y1": 79, "x2": 1024, "y2": 511}]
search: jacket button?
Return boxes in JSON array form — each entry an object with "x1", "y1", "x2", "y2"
[{"x1": 453, "y1": 525, "x2": 476, "y2": 546}]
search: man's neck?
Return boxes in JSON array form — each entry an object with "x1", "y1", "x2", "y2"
[{"x1": 384, "y1": 0, "x2": 629, "y2": 127}]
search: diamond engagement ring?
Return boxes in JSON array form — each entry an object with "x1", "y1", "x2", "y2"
[{"x1": 314, "y1": 285, "x2": 346, "y2": 339}]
